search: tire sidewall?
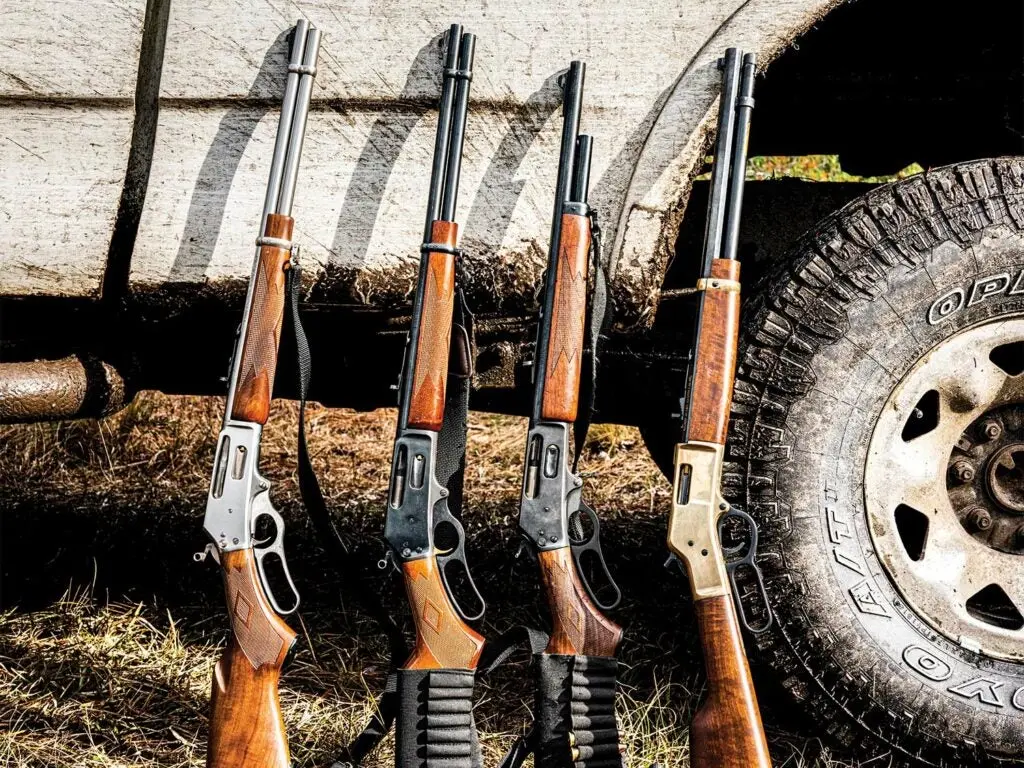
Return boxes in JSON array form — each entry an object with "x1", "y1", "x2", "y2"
[{"x1": 735, "y1": 161, "x2": 1024, "y2": 765}]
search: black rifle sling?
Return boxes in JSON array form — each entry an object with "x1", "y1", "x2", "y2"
[
  {"x1": 286, "y1": 265, "x2": 406, "y2": 766},
  {"x1": 436, "y1": 257, "x2": 474, "y2": 516}
]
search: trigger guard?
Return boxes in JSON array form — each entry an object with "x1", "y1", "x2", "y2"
[
  {"x1": 252, "y1": 505, "x2": 301, "y2": 616},
  {"x1": 569, "y1": 504, "x2": 621, "y2": 611},
  {"x1": 717, "y1": 507, "x2": 759, "y2": 560},
  {"x1": 433, "y1": 508, "x2": 486, "y2": 622}
]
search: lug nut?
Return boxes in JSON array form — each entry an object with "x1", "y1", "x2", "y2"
[
  {"x1": 966, "y1": 507, "x2": 993, "y2": 532},
  {"x1": 980, "y1": 420, "x2": 1003, "y2": 441},
  {"x1": 951, "y1": 460, "x2": 976, "y2": 483}
]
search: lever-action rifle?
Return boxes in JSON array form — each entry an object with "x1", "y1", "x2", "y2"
[
  {"x1": 195, "y1": 19, "x2": 319, "y2": 768},
  {"x1": 668, "y1": 49, "x2": 772, "y2": 768},
  {"x1": 517, "y1": 61, "x2": 625, "y2": 768},
  {"x1": 383, "y1": 24, "x2": 487, "y2": 768}
]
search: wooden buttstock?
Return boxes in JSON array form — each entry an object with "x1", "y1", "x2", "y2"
[
  {"x1": 208, "y1": 549, "x2": 296, "y2": 768},
  {"x1": 229, "y1": 213, "x2": 294, "y2": 425},
  {"x1": 401, "y1": 556, "x2": 485, "y2": 670},
  {"x1": 407, "y1": 220, "x2": 458, "y2": 432},
  {"x1": 687, "y1": 258, "x2": 741, "y2": 445},
  {"x1": 691, "y1": 594, "x2": 771, "y2": 768},
  {"x1": 538, "y1": 547, "x2": 621, "y2": 657},
  {"x1": 540, "y1": 213, "x2": 591, "y2": 423}
]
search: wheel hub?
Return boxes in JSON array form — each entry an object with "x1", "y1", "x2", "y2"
[
  {"x1": 947, "y1": 407, "x2": 1024, "y2": 553},
  {"x1": 988, "y1": 443, "x2": 1024, "y2": 514},
  {"x1": 865, "y1": 318, "x2": 1024, "y2": 661}
]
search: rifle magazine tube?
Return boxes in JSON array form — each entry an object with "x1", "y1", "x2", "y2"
[
  {"x1": 440, "y1": 32, "x2": 476, "y2": 221},
  {"x1": 260, "y1": 19, "x2": 309, "y2": 225},
  {"x1": 700, "y1": 48, "x2": 741, "y2": 275},
  {"x1": 277, "y1": 26, "x2": 320, "y2": 217},
  {"x1": 722, "y1": 52, "x2": 756, "y2": 263},
  {"x1": 422, "y1": 24, "x2": 462, "y2": 240},
  {"x1": 570, "y1": 134, "x2": 593, "y2": 205}
]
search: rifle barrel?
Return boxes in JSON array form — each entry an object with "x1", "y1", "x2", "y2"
[
  {"x1": 700, "y1": 48, "x2": 741, "y2": 276},
  {"x1": 423, "y1": 24, "x2": 462, "y2": 239},
  {"x1": 260, "y1": 20, "x2": 309, "y2": 226},
  {"x1": 440, "y1": 32, "x2": 476, "y2": 221},
  {"x1": 554, "y1": 62, "x2": 585, "y2": 210},
  {"x1": 721, "y1": 53, "x2": 756, "y2": 262},
  {"x1": 277, "y1": 27, "x2": 320, "y2": 217}
]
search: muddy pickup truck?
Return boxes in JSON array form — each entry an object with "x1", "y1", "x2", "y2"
[{"x1": 1, "y1": 0, "x2": 1021, "y2": 765}]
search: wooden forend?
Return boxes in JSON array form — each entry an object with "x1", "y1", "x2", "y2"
[
  {"x1": 229, "y1": 213, "x2": 294, "y2": 425},
  {"x1": 540, "y1": 213, "x2": 590, "y2": 423},
  {"x1": 208, "y1": 549, "x2": 296, "y2": 768},
  {"x1": 401, "y1": 556, "x2": 485, "y2": 670},
  {"x1": 691, "y1": 594, "x2": 771, "y2": 768},
  {"x1": 538, "y1": 547, "x2": 621, "y2": 657},
  {"x1": 407, "y1": 220, "x2": 458, "y2": 432},
  {"x1": 686, "y1": 258, "x2": 741, "y2": 445}
]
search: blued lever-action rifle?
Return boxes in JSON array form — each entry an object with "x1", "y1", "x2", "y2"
[
  {"x1": 668, "y1": 49, "x2": 772, "y2": 768},
  {"x1": 383, "y1": 24, "x2": 486, "y2": 768},
  {"x1": 195, "y1": 19, "x2": 319, "y2": 768},
  {"x1": 517, "y1": 61, "x2": 626, "y2": 768}
]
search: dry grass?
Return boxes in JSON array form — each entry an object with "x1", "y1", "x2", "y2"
[{"x1": 0, "y1": 393, "x2": 861, "y2": 767}]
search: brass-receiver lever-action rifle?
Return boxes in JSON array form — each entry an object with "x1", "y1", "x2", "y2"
[
  {"x1": 517, "y1": 61, "x2": 626, "y2": 768},
  {"x1": 194, "y1": 20, "x2": 319, "y2": 768},
  {"x1": 383, "y1": 24, "x2": 486, "y2": 768},
  {"x1": 668, "y1": 49, "x2": 773, "y2": 768}
]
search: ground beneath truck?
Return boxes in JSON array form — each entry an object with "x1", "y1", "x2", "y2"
[{"x1": 0, "y1": 396, "x2": 871, "y2": 768}]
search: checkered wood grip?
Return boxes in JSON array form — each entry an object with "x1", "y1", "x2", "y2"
[{"x1": 208, "y1": 549, "x2": 296, "y2": 768}]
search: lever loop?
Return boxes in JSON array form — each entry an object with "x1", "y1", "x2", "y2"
[
  {"x1": 717, "y1": 507, "x2": 772, "y2": 634},
  {"x1": 253, "y1": 501, "x2": 301, "y2": 616},
  {"x1": 569, "y1": 501, "x2": 621, "y2": 611},
  {"x1": 434, "y1": 503, "x2": 486, "y2": 622}
]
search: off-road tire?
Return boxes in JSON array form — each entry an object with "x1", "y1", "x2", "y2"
[{"x1": 728, "y1": 158, "x2": 1024, "y2": 766}]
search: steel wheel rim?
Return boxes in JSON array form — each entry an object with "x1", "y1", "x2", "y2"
[{"x1": 865, "y1": 316, "x2": 1024, "y2": 661}]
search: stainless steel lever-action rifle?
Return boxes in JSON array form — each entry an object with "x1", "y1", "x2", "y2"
[{"x1": 195, "y1": 19, "x2": 319, "y2": 768}]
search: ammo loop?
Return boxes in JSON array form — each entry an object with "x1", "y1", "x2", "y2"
[
  {"x1": 397, "y1": 669, "x2": 481, "y2": 768},
  {"x1": 534, "y1": 654, "x2": 624, "y2": 768}
]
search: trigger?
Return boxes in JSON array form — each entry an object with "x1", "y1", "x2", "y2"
[
  {"x1": 516, "y1": 538, "x2": 538, "y2": 562},
  {"x1": 663, "y1": 553, "x2": 684, "y2": 574}
]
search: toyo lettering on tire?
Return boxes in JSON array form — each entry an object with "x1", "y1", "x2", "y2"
[{"x1": 728, "y1": 158, "x2": 1024, "y2": 766}]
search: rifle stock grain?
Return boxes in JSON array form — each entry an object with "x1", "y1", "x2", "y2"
[
  {"x1": 538, "y1": 547, "x2": 621, "y2": 657},
  {"x1": 691, "y1": 594, "x2": 771, "y2": 768},
  {"x1": 208, "y1": 549, "x2": 295, "y2": 768},
  {"x1": 540, "y1": 213, "x2": 590, "y2": 423},
  {"x1": 407, "y1": 221, "x2": 458, "y2": 432},
  {"x1": 229, "y1": 214, "x2": 294, "y2": 425},
  {"x1": 687, "y1": 258, "x2": 741, "y2": 445},
  {"x1": 401, "y1": 556, "x2": 485, "y2": 670}
]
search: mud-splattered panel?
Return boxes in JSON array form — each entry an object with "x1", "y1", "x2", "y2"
[
  {"x1": 0, "y1": 105, "x2": 134, "y2": 297},
  {"x1": 0, "y1": 0, "x2": 144, "y2": 297},
  {"x1": 0, "y1": 1, "x2": 144, "y2": 98}
]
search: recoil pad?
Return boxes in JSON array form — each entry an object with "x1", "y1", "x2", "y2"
[
  {"x1": 534, "y1": 654, "x2": 624, "y2": 768},
  {"x1": 397, "y1": 668, "x2": 481, "y2": 768}
]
